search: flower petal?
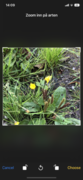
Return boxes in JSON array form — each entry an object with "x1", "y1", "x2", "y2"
[
  {"x1": 30, "y1": 83, "x2": 36, "y2": 89},
  {"x1": 14, "y1": 121, "x2": 19, "y2": 125}
]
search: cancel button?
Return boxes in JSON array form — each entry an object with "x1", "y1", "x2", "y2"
[
  {"x1": 67, "y1": 166, "x2": 81, "y2": 170},
  {"x1": 2, "y1": 166, "x2": 14, "y2": 170}
]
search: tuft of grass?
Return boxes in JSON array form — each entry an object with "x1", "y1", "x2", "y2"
[{"x1": 37, "y1": 48, "x2": 65, "y2": 68}]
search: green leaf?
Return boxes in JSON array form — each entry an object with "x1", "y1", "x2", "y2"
[
  {"x1": 32, "y1": 118, "x2": 46, "y2": 125},
  {"x1": 23, "y1": 101, "x2": 38, "y2": 107},
  {"x1": 19, "y1": 119, "x2": 29, "y2": 125},
  {"x1": 20, "y1": 62, "x2": 30, "y2": 72},
  {"x1": 4, "y1": 49, "x2": 16, "y2": 67},
  {"x1": 54, "y1": 115, "x2": 81, "y2": 125},
  {"x1": 40, "y1": 79, "x2": 45, "y2": 86},
  {"x1": 24, "y1": 107, "x2": 39, "y2": 112},
  {"x1": 3, "y1": 97, "x2": 8, "y2": 104},
  {"x1": 54, "y1": 121, "x2": 61, "y2": 125},
  {"x1": 35, "y1": 86, "x2": 41, "y2": 98},
  {"x1": 25, "y1": 48, "x2": 32, "y2": 54},
  {"x1": 21, "y1": 118, "x2": 46, "y2": 125},
  {"x1": 65, "y1": 118, "x2": 81, "y2": 125},
  {"x1": 47, "y1": 86, "x2": 66, "y2": 112},
  {"x1": 36, "y1": 81, "x2": 41, "y2": 86},
  {"x1": 54, "y1": 115, "x2": 68, "y2": 125},
  {"x1": 44, "y1": 85, "x2": 48, "y2": 90},
  {"x1": 23, "y1": 101, "x2": 40, "y2": 112},
  {"x1": 37, "y1": 96, "x2": 44, "y2": 105}
]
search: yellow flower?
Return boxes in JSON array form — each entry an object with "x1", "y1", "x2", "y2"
[
  {"x1": 30, "y1": 83, "x2": 36, "y2": 89},
  {"x1": 14, "y1": 121, "x2": 19, "y2": 125},
  {"x1": 44, "y1": 76, "x2": 52, "y2": 84},
  {"x1": 26, "y1": 109, "x2": 30, "y2": 113}
]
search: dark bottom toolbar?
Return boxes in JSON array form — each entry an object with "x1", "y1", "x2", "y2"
[{"x1": 1, "y1": 163, "x2": 82, "y2": 180}]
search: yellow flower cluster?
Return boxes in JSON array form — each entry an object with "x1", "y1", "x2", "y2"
[
  {"x1": 30, "y1": 83, "x2": 36, "y2": 89},
  {"x1": 14, "y1": 121, "x2": 19, "y2": 125},
  {"x1": 44, "y1": 76, "x2": 52, "y2": 84}
]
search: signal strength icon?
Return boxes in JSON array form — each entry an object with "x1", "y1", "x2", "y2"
[{"x1": 64, "y1": 4, "x2": 69, "y2": 7}]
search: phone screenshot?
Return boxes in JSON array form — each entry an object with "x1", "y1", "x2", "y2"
[{"x1": 1, "y1": 1, "x2": 82, "y2": 180}]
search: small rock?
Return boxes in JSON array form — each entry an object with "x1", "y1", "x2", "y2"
[
  {"x1": 72, "y1": 67, "x2": 75, "y2": 70},
  {"x1": 72, "y1": 86, "x2": 75, "y2": 90}
]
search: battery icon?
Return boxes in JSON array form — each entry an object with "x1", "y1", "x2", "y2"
[{"x1": 74, "y1": 3, "x2": 80, "y2": 7}]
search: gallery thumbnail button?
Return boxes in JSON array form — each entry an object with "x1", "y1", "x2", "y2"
[{"x1": 2, "y1": 166, "x2": 14, "y2": 170}]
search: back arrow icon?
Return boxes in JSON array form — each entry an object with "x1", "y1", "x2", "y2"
[{"x1": 38, "y1": 165, "x2": 43, "y2": 171}]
